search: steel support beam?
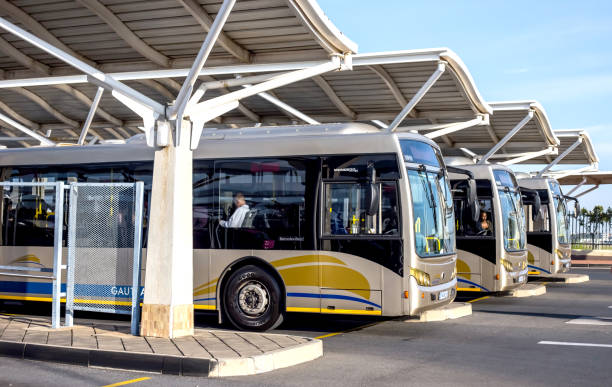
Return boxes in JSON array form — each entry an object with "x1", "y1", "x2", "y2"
[
  {"x1": 78, "y1": 87, "x2": 104, "y2": 145},
  {"x1": 575, "y1": 185, "x2": 599, "y2": 198},
  {"x1": 536, "y1": 137, "x2": 583, "y2": 178},
  {"x1": 387, "y1": 63, "x2": 446, "y2": 132},
  {"x1": 368, "y1": 65, "x2": 408, "y2": 108},
  {"x1": 312, "y1": 75, "x2": 356, "y2": 119},
  {"x1": 0, "y1": 110, "x2": 54, "y2": 145},
  {"x1": 187, "y1": 58, "x2": 342, "y2": 119},
  {"x1": 177, "y1": 0, "x2": 250, "y2": 63},
  {"x1": 499, "y1": 147, "x2": 558, "y2": 166},
  {"x1": 566, "y1": 177, "x2": 587, "y2": 196},
  {"x1": 424, "y1": 115, "x2": 487, "y2": 139},
  {"x1": 0, "y1": 16, "x2": 165, "y2": 115},
  {"x1": 243, "y1": 86, "x2": 319, "y2": 124},
  {"x1": 77, "y1": 0, "x2": 170, "y2": 67},
  {"x1": 169, "y1": 0, "x2": 237, "y2": 119},
  {"x1": 478, "y1": 111, "x2": 534, "y2": 164}
]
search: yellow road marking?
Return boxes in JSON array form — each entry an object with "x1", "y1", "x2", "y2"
[
  {"x1": 101, "y1": 377, "x2": 151, "y2": 387},
  {"x1": 467, "y1": 295, "x2": 490, "y2": 303},
  {"x1": 315, "y1": 321, "x2": 382, "y2": 340}
]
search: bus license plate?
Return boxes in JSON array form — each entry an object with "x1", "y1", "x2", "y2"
[
  {"x1": 518, "y1": 275, "x2": 525, "y2": 283},
  {"x1": 439, "y1": 290, "x2": 449, "y2": 300}
]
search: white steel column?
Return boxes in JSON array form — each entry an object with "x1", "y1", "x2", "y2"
[
  {"x1": 78, "y1": 87, "x2": 104, "y2": 145},
  {"x1": 536, "y1": 137, "x2": 583, "y2": 178},
  {"x1": 141, "y1": 0, "x2": 236, "y2": 338},
  {"x1": 566, "y1": 177, "x2": 587, "y2": 196},
  {"x1": 424, "y1": 115, "x2": 487, "y2": 139},
  {"x1": 387, "y1": 63, "x2": 446, "y2": 132},
  {"x1": 478, "y1": 111, "x2": 533, "y2": 164}
]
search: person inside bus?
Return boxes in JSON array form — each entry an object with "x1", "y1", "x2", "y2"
[
  {"x1": 476, "y1": 210, "x2": 492, "y2": 235},
  {"x1": 220, "y1": 193, "x2": 250, "y2": 228}
]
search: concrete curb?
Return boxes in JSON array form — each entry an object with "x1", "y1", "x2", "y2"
[
  {"x1": 411, "y1": 302, "x2": 473, "y2": 322},
  {"x1": 0, "y1": 336, "x2": 322, "y2": 377},
  {"x1": 507, "y1": 283, "x2": 546, "y2": 298}
]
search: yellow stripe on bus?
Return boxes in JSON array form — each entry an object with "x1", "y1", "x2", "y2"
[
  {"x1": 321, "y1": 309, "x2": 382, "y2": 316},
  {"x1": 457, "y1": 287, "x2": 482, "y2": 292},
  {"x1": 2, "y1": 295, "x2": 217, "y2": 311},
  {"x1": 286, "y1": 307, "x2": 321, "y2": 313}
]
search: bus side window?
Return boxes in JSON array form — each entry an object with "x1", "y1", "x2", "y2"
[{"x1": 214, "y1": 158, "x2": 308, "y2": 250}]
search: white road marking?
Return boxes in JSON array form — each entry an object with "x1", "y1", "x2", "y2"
[
  {"x1": 608, "y1": 306, "x2": 612, "y2": 309},
  {"x1": 566, "y1": 317, "x2": 612, "y2": 326},
  {"x1": 538, "y1": 341, "x2": 612, "y2": 348}
]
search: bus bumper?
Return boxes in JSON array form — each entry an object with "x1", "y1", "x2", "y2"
[
  {"x1": 500, "y1": 268, "x2": 528, "y2": 291},
  {"x1": 407, "y1": 277, "x2": 457, "y2": 316}
]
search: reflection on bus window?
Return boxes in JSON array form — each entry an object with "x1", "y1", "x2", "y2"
[
  {"x1": 407, "y1": 169, "x2": 454, "y2": 257},
  {"x1": 554, "y1": 197, "x2": 569, "y2": 244},
  {"x1": 499, "y1": 189, "x2": 526, "y2": 251}
]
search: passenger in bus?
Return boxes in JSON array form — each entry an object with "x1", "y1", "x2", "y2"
[
  {"x1": 477, "y1": 211, "x2": 492, "y2": 235},
  {"x1": 220, "y1": 193, "x2": 250, "y2": 228}
]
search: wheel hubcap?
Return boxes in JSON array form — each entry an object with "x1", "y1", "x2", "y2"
[{"x1": 237, "y1": 281, "x2": 269, "y2": 316}]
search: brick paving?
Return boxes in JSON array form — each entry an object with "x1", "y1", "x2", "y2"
[{"x1": 0, "y1": 314, "x2": 311, "y2": 360}]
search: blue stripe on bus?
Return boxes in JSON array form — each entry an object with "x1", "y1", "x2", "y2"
[
  {"x1": 0, "y1": 281, "x2": 142, "y2": 299},
  {"x1": 287, "y1": 292, "x2": 381, "y2": 309},
  {"x1": 193, "y1": 297, "x2": 216, "y2": 302},
  {"x1": 528, "y1": 265, "x2": 551, "y2": 274},
  {"x1": 457, "y1": 278, "x2": 490, "y2": 292}
]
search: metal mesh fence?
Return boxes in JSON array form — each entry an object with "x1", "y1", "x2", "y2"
[{"x1": 67, "y1": 183, "x2": 142, "y2": 314}]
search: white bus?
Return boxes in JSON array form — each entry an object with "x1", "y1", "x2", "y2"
[
  {"x1": 447, "y1": 160, "x2": 528, "y2": 292},
  {"x1": 0, "y1": 123, "x2": 458, "y2": 330},
  {"x1": 518, "y1": 177, "x2": 571, "y2": 275}
]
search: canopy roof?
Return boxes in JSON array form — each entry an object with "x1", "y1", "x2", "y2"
[
  {"x1": 0, "y1": 0, "x2": 358, "y2": 147},
  {"x1": 440, "y1": 100, "x2": 559, "y2": 163},
  {"x1": 535, "y1": 129, "x2": 598, "y2": 165},
  {"x1": 556, "y1": 171, "x2": 612, "y2": 186},
  {"x1": 0, "y1": 46, "x2": 494, "y2": 147}
]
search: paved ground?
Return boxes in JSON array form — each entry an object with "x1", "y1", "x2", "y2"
[{"x1": 1, "y1": 267, "x2": 611, "y2": 386}]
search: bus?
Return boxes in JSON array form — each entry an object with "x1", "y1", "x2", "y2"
[
  {"x1": 517, "y1": 176, "x2": 571, "y2": 275},
  {"x1": 447, "y1": 159, "x2": 528, "y2": 292},
  {"x1": 0, "y1": 123, "x2": 457, "y2": 330}
]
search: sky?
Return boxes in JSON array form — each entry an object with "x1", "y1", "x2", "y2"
[{"x1": 318, "y1": 0, "x2": 612, "y2": 210}]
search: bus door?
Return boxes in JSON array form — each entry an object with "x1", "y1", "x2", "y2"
[{"x1": 318, "y1": 155, "x2": 402, "y2": 315}]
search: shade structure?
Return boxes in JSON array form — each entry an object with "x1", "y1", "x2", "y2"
[
  {"x1": 0, "y1": 0, "x2": 358, "y2": 146},
  {"x1": 0, "y1": 45, "x2": 497, "y2": 147},
  {"x1": 556, "y1": 172, "x2": 612, "y2": 186}
]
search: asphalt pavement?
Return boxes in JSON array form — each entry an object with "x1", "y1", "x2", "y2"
[{"x1": 1, "y1": 268, "x2": 611, "y2": 387}]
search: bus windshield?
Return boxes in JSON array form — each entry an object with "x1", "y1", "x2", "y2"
[
  {"x1": 407, "y1": 168, "x2": 455, "y2": 257},
  {"x1": 553, "y1": 196, "x2": 569, "y2": 244},
  {"x1": 499, "y1": 188, "x2": 526, "y2": 251}
]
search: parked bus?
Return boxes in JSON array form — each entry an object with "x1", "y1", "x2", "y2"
[
  {"x1": 0, "y1": 123, "x2": 457, "y2": 330},
  {"x1": 517, "y1": 176, "x2": 571, "y2": 275},
  {"x1": 447, "y1": 159, "x2": 528, "y2": 292}
]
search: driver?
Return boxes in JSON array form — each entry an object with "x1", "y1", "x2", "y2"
[
  {"x1": 220, "y1": 193, "x2": 250, "y2": 228},
  {"x1": 477, "y1": 211, "x2": 492, "y2": 233}
]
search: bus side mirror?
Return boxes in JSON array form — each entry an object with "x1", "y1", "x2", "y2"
[
  {"x1": 366, "y1": 162, "x2": 379, "y2": 216},
  {"x1": 467, "y1": 178, "x2": 480, "y2": 222}
]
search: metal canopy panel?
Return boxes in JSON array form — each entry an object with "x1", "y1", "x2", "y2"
[
  {"x1": 0, "y1": 46, "x2": 494, "y2": 146},
  {"x1": 527, "y1": 129, "x2": 598, "y2": 165},
  {"x1": 556, "y1": 171, "x2": 612, "y2": 186},
  {"x1": 440, "y1": 101, "x2": 558, "y2": 158},
  {"x1": 0, "y1": 0, "x2": 359, "y2": 146}
]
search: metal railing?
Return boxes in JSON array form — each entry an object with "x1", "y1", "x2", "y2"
[{"x1": 569, "y1": 214, "x2": 612, "y2": 250}]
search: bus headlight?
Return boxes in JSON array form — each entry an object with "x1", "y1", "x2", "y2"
[
  {"x1": 451, "y1": 266, "x2": 457, "y2": 279},
  {"x1": 501, "y1": 259, "x2": 514, "y2": 272},
  {"x1": 410, "y1": 268, "x2": 431, "y2": 287},
  {"x1": 520, "y1": 260, "x2": 527, "y2": 270}
]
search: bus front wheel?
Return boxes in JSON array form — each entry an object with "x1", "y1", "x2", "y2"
[{"x1": 223, "y1": 265, "x2": 283, "y2": 331}]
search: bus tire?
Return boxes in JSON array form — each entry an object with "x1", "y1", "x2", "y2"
[{"x1": 223, "y1": 264, "x2": 283, "y2": 331}]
